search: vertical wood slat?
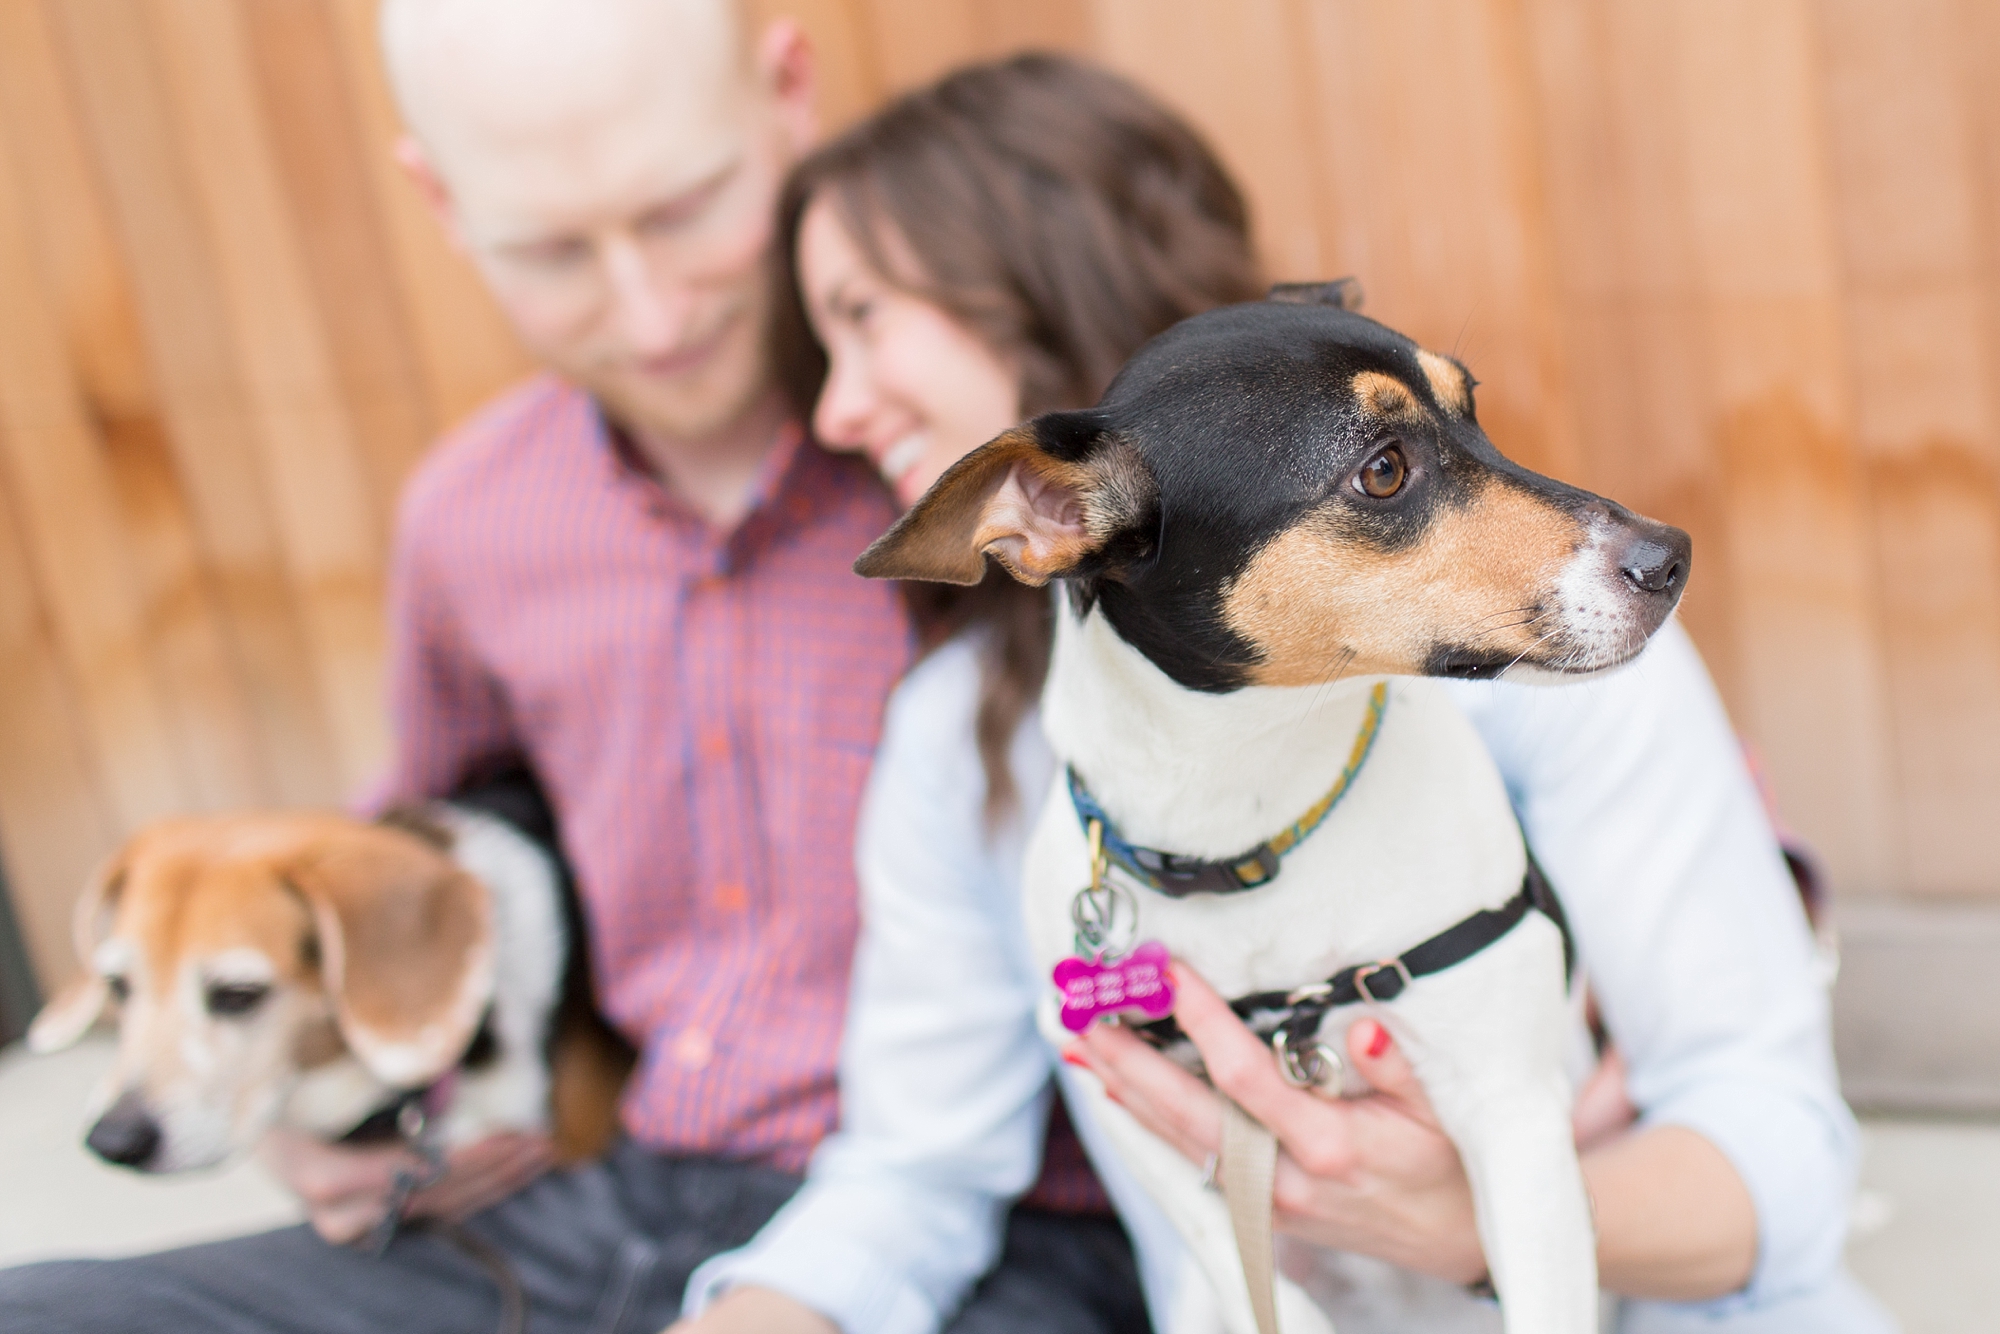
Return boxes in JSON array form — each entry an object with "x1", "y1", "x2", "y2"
[
  {"x1": 0, "y1": 101, "x2": 186, "y2": 833},
  {"x1": 141, "y1": 0, "x2": 389, "y2": 794},
  {"x1": 0, "y1": 494, "x2": 118, "y2": 996},
  {"x1": 241, "y1": 0, "x2": 440, "y2": 527},
  {"x1": 1814, "y1": 0, "x2": 2000, "y2": 895},
  {"x1": 1520, "y1": 0, "x2": 1744, "y2": 690},
  {"x1": 1671, "y1": 0, "x2": 1900, "y2": 894},
  {"x1": 1091, "y1": 0, "x2": 1328, "y2": 284},
  {"x1": 51, "y1": 0, "x2": 343, "y2": 816},
  {"x1": 6, "y1": 0, "x2": 2000, "y2": 994},
  {"x1": 0, "y1": 0, "x2": 271, "y2": 819}
]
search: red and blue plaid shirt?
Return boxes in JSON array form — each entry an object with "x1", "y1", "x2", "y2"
[
  {"x1": 377, "y1": 374, "x2": 1107, "y2": 1209},
  {"x1": 375, "y1": 376, "x2": 910, "y2": 1169}
]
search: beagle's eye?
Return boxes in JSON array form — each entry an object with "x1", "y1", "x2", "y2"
[
  {"x1": 1355, "y1": 444, "x2": 1409, "y2": 499},
  {"x1": 205, "y1": 982, "x2": 271, "y2": 1018},
  {"x1": 105, "y1": 974, "x2": 130, "y2": 1004}
]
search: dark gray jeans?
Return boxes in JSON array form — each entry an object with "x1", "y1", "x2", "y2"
[{"x1": 0, "y1": 1141, "x2": 1149, "y2": 1334}]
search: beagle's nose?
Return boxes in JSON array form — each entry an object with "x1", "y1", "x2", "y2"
[
  {"x1": 86, "y1": 1091, "x2": 162, "y2": 1169},
  {"x1": 1618, "y1": 527, "x2": 1691, "y2": 597}
]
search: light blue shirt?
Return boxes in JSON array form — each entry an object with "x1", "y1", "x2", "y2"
[{"x1": 685, "y1": 619, "x2": 1861, "y2": 1332}]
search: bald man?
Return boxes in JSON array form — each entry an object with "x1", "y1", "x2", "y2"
[{"x1": 0, "y1": 4, "x2": 1144, "y2": 1333}]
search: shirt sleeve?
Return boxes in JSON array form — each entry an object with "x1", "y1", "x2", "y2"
[
  {"x1": 1451, "y1": 620, "x2": 1857, "y2": 1308},
  {"x1": 683, "y1": 638, "x2": 1055, "y2": 1334},
  {"x1": 358, "y1": 499, "x2": 516, "y2": 812}
]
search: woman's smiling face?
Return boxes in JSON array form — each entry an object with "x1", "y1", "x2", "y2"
[{"x1": 796, "y1": 195, "x2": 1022, "y2": 507}]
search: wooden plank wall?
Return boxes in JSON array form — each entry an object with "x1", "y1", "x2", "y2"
[{"x1": 2, "y1": 0, "x2": 1996, "y2": 992}]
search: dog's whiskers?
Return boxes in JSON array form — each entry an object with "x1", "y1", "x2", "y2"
[{"x1": 1498, "y1": 626, "x2": 1564, "y2": 677}]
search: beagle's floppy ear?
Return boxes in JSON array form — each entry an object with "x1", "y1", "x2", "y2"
[
  {"x1": 286, "y1": 828, "x2": 494, "y2": 1089},
  {"x1": 1267, "y1": 277, "x2": 1364, "y2": 310},
  {"x1": 855, "y1": 412, "x2": 1156, "y2": 587},
  {"x1": 27, "y1": 851, "x2": 129, "y2": 1053}
]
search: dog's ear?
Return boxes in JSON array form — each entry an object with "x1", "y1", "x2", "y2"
[
  {"x1": 27, "y1": 976, "x2": 107, "y2": 1053},
  {"x1": 855, "y1": 412, "x2": 1156, "y2": 587},
  {"x1": 1267, "y1": 277, "x2": 1363, "y2": 311},
  {"x1": 286, "y1": 829, "x2": 494, "y2": 1089},
  {"x1": 26, "y1": 851, "x2": 129, "y2": 1053}
]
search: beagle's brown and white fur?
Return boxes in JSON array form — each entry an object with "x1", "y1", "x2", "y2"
[{"x1": 27, "y1": 801, "x2": 567, "y2": 1174}]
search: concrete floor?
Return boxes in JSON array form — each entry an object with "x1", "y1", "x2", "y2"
[{"x1": 1, "y1": 1038, "x2": 1992, "y2": 1329}]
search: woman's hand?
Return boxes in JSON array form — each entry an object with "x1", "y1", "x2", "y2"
[
  {"x1": 665, "y1": 1286, "x2": 838, "y2": 1334},
  {"x1": 1066, "y1": 962, "x2": 1490, "y2": 1284},
  {"x1": 261, "y1": 1127, "x2": 555, "y2": 1245}
]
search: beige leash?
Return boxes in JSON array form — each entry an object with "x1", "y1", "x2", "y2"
[{"x1": 1220, "y1": 1096, "x2": 1282, "y2": 1334}]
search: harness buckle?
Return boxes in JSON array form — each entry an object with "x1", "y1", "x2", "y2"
[
  {"x1": 1354, "y1": 957, "x2": 1414, "y2": 1004},
  {"x1": 1228, "y1": 846, "x2": 1282, "y2": 889}
]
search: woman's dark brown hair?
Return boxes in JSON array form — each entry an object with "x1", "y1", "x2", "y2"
[{"x1": 777, "y1": 52, "x2": 1263, "y2": 821}]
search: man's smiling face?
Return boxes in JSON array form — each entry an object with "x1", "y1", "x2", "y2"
[{"x1": 386, "y1": 0, "x2": 815, "y2": 441}]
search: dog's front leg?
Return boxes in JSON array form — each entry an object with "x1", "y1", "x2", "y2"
[
  {"x1": 1432, "y1": 1077, "x2": 1596, "y2": 1334},
  {"x1": 1399, "y1": 933, "x2": 1598, "y2": 1333}
]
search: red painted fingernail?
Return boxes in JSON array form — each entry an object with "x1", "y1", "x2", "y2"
[
  {"x1": 1061, "y1": 1047, "x2": 1090, "y2": 1069},
  {"x1": 1366, "y1": 1022, "x2": 1392, "y2": 1059}
]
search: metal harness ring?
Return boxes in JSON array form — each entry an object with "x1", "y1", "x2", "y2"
[{"x1": 1272, "y1": 1025, "x2": 1344, "y2": 1092}]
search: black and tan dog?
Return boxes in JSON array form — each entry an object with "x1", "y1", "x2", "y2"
[{"x1": 859, "y1": 282, "x2": 1688, "y2": 1334}]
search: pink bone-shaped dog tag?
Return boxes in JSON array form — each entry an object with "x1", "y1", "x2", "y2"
[{"x1": 1053, "y1": 940, "x2": 1176, "y2": 1032}]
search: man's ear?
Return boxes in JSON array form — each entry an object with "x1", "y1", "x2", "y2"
[
  {"x1": 855, "y1": 412, "x2": 1156, "y2": 587},
  {"x1": 26, "y1": 850, "x2": 128, "y2": 1054},
  {"x1": 756, "y1": 18, "x2": 818, "y2": 154},
  {"x1": 393, "y1": 135, "x2": 470, "y2": 253},
  {"x1": 287, "y1": 828, "x2": 494, "y2": 1089},
  {"x1": 1268, "y1": 277, "x2": 1364, "y2": 311}
]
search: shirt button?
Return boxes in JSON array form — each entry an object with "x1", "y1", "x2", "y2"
[
  {"x1": 670, "y1": 1026, "x2": 713, "y2": 1070},
  {"x1": 714, "y1": 882, "x2": 748, "y2": 912}
]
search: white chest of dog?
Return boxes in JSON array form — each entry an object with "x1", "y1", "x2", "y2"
[
  {"x1": 856, "y1": 286, "x2": 1689, "y2": 1334},
  {"x1": 1027, "y1": 610, "x2": 1584, "y2": 1334}
]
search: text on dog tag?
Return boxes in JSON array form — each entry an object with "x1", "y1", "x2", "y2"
[{"x1": 1053, "y1": 940, "x2": 1175, "y2": 1032}]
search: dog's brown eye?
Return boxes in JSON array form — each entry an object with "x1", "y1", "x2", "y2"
[
  {"x1": 1356, "y1": 445, "x2": 1408, "y2": 499},
  {"x1": 105, "y1": 975, "x2": 130, "y2": 1004},
  {"x1": 206, "y1": 982, "x2": 271, "y2": 1018}
]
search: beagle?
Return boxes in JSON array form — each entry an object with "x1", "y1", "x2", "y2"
[
  {"x1": 26, "y1": 798, "x2": 568, "y2": 1175},
  {"x1": 858, "y1": 282, "x2": 1689, "y2": 1334}
]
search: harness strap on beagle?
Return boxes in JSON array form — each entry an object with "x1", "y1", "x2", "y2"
[{"x1": 1068, "y1": 682, "x2": 1389, "y2": 897}]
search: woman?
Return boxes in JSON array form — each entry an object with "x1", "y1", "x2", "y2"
[{"x1": 682, "y1": 54, "x2": 1891, "y2": 1334}]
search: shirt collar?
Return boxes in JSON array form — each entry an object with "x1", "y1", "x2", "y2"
[{"x1": 592, "y1": 404, "x2": 837, "y2": 569}]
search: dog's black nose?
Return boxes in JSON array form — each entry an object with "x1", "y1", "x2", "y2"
[
  {"x1": 85, "y1": 1092, "x2": 162, "y2": 1169},
  {"x1": 1618, "y1": 528, "x2": 1691, "y2": 597}
]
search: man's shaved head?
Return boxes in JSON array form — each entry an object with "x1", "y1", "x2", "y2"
[
  {"x1": 377, "y1": 0, "x2": 818, "y2": 463},
  {"x1": 382, "y1": 0, "x2": 744, "y2": 199}
]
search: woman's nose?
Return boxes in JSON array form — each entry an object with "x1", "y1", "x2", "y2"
[{"x1": 812, "y1": 352, "x2": 876, "y2": 451}]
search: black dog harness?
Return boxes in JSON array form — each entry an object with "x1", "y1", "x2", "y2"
[
  {"x1": 1128, "y1": 857, "x2": 1572, "y2": 1054},
  {"x1": 1066, "y1": 680, "x2": 1573, "y2": 1056}
]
